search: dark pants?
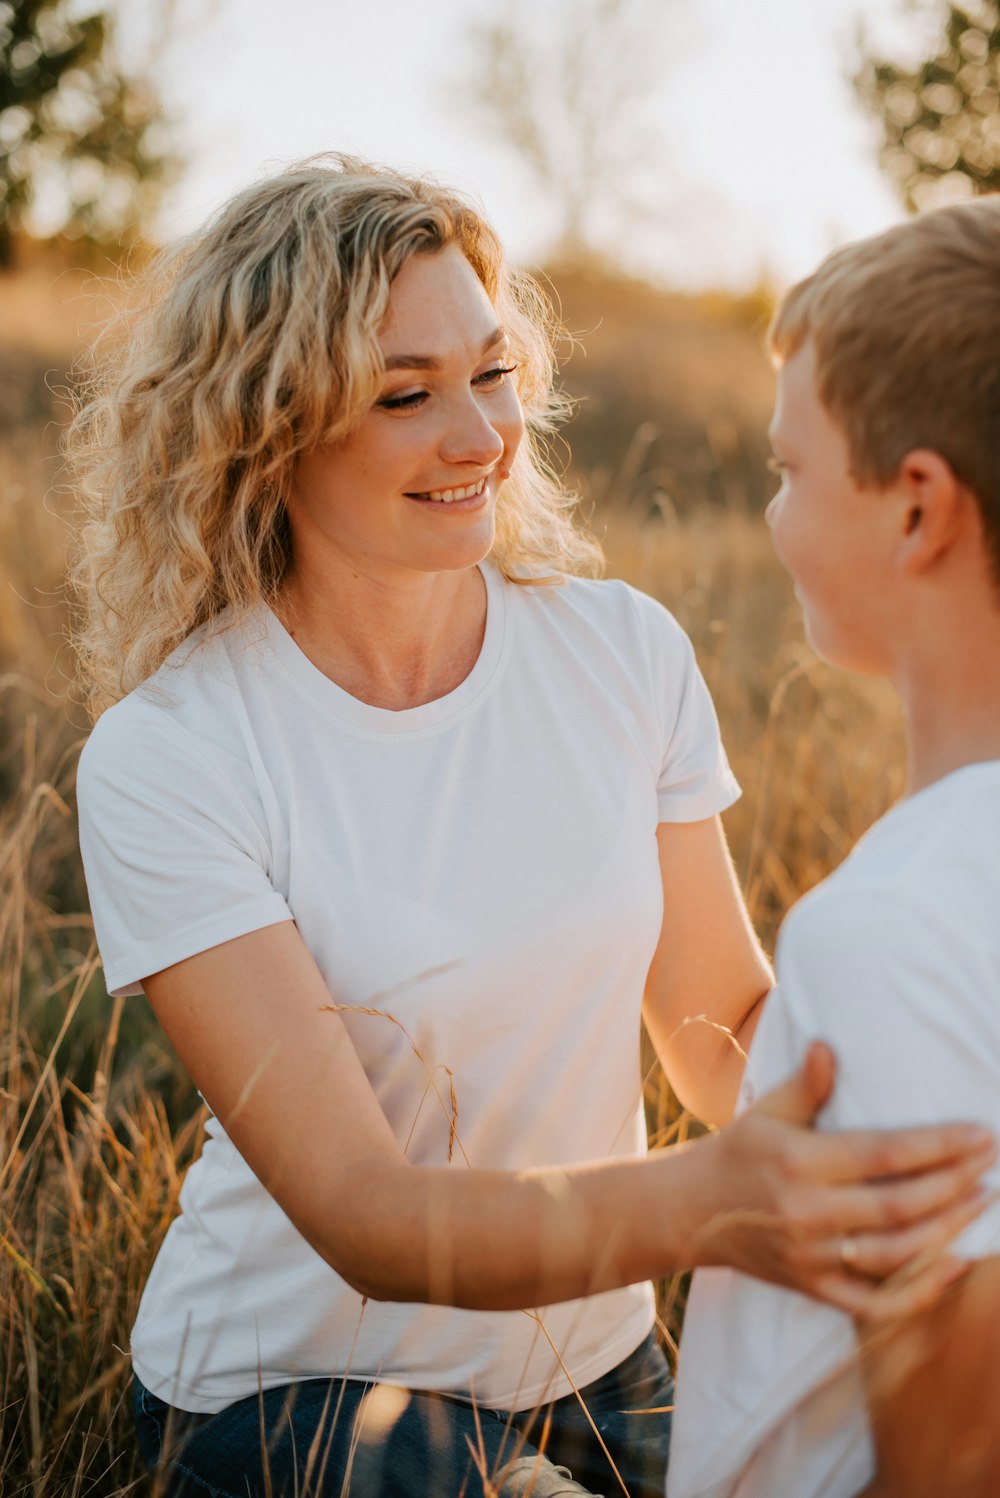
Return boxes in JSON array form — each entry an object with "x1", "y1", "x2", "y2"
[{"x1": 133, "y1": 1330, "x2": 673, "y2": 1497}]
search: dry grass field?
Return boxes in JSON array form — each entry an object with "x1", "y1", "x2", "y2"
[{"x1": 0, "y1": 265, "x2": 906, "y2": 1496}]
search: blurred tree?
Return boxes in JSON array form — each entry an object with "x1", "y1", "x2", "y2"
[
  {"x1": 461, "y1": 0, "x2": 680, "y2": 268},
  {"x1": 0, "y1": 0, "x2": 176, "y2": 269},
  {"x1": 855, "y1": 0, "x2": 1000, "y2": 210}
]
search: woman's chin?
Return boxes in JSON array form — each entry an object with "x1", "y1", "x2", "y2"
[{"x1": 412, "y1": 515, "x2": 497, "y2": 574}]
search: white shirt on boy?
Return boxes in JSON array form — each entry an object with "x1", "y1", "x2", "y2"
[{"x1": 668, "y1": 761, "x2": 1000, "y2": 1498}]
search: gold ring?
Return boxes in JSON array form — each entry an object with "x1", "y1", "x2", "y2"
[{"x1": 839, "y1": 1235, "x2": 859, "y2": 1269}]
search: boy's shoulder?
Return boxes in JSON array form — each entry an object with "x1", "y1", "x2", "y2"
[
  {"x1": 786, "y1": 760, "x2": 1000, "y2": 942},
  {"x1": 737, "y1": 760, "x2": 1000, "y2": 1131},
  {"x1": 772, "y1": 761, "x2": 1000, "y2": 1050}
]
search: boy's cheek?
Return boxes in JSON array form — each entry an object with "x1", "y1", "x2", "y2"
[{"x1": 765, "y1": 503, "x2": 800, "y2": 581}]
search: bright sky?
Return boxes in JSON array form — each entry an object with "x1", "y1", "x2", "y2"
[{"x1": 141, "y1": 0, "x2": 936, "y2": 290}]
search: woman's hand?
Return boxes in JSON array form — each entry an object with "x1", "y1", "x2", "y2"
[{"x1": 689, "y1": 1041, "x2": 996, "y2": 1321}]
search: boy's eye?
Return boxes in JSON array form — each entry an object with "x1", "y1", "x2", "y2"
[{"x1": 766, "y1": 456, "x2": 786, "y2": 476}]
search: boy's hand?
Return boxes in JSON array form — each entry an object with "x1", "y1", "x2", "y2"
[{"x1": 694, "y1": 1042, "x2": 995, "y2": 1319}]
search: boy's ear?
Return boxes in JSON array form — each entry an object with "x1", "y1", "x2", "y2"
[{"x1": 894, "y1": 449, "x2": 964, "y2": 575}]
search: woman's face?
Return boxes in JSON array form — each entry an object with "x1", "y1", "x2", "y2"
[{"x1": 287, "y1": 244, "x2": 525, "y2": 584}]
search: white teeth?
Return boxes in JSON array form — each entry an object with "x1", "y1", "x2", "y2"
[{"x1": 420, "y1": 477, "x2": 487, "y2": 503}]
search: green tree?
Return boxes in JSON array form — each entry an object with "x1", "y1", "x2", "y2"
[
  {"x1": 856, "y1": 0, "x2": 1000, "y2": 210},
  {"x1": 0, "y1": 0, "x2": 175, "y2": 268}
]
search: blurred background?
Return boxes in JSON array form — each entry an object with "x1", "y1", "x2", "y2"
[{"x1": 2, "y1": 0, "x2": 998, "y2": 1491}]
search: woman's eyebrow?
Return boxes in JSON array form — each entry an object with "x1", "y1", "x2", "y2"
[{"x1": 383, "y1": 326, "x2": 507, "y2": 372}]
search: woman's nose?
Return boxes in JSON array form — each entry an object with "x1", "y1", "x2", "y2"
[{"x1": 438, "y1": 398, "x2": 507, "y2": 468}]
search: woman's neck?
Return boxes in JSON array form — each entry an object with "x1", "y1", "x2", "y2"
[{"x1": 275, "y1": 556, "x2": 488, "y2": 711}]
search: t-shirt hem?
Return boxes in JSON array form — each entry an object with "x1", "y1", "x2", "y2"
[
  {"x1": 103, "y1": 902, "x2": 294, "y2": 997},
  {"x1": 130, "y1": 1311, "x2": 657, "y2": 1417},
  {"x1": 478, "y1": 1312, "x2": 658, "y2": 1412}
]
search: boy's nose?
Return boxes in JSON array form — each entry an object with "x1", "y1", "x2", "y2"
[{"x1": 764, "y1": 493, "x2": 781, "y2": 527}]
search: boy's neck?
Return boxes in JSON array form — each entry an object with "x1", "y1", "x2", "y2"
[{"x1": 896, "y1": 592, "x2": 1000, "y2": 795}]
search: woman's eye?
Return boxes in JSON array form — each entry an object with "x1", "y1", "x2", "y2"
[
  {"x1": 474, "y1": 364, "x2": 518, "y2": 389},
  {"x1": 377, "y1": 389, "x2": 428, "y2": 412},
  {"x1": 377, "y1": 364, "x2": 517, "y2": 411}
]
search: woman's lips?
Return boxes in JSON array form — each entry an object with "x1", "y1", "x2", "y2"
[{"x1": 406, "y1": 475, "x2": 489, "y2": 509}]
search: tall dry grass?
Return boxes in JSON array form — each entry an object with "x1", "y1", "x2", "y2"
[{"x1": 0, "y1": 269, "x2": 906, "y2": 1495}]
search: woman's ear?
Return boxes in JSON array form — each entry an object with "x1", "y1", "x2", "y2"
[{"x1": 894, "y1": 449, "x2": 964, "y2": 575}]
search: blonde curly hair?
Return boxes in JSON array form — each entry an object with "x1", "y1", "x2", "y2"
[{"x1": 68, "y1": 155, "x2": 603, "y2": 719}]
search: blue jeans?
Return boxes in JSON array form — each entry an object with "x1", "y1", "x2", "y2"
[{"x1": 132, "y1": 1330, "x2": 673, "y2": 1497}]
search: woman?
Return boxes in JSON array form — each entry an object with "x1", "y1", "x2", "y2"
[{"x1": 71, "y1": 157, "x2": 991, "y2": 1498}]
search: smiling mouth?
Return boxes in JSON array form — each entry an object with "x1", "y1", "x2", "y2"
[{"x1": 407, "y1": 476, "x2": 488, "y2": 505}]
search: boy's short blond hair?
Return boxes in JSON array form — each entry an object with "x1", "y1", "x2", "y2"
[{"x1": 769, "y1": 196, "x2": 1000, "y2": 577}]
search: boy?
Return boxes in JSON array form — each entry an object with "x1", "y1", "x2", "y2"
[{"x1": 667, "y1": 197, "x2": 1000, "y2": 1498}]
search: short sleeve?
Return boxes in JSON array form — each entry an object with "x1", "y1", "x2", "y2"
[
  {"x1": 635, "y1": 595, "x2": 740, "y2": 823},
  {"x1": 77, "y1": 701, "x2": 293, "y2": 998},
  {"x1": 773, "y1": 888, "x2": 1000, "y2": 1260}
]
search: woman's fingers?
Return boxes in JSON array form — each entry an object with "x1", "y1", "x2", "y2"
[
  {"x1": 749, "y1": 1046, "x2": 995, "y2": 1190},
  {"x1": 711, "y1": 1053, "x2": 996, "y2": 1301},
  {"x1": 810, "y1": 1253, "x2": 969, "y2": 1322},
  {"x1": 797, "y1": 1142, "x2": 996, "y2": 1237},
  {"x1": 810, "y1": 1186, "x2": 988, "y2": 1281},
  {"x1": 808, "y1": 1122, "x2": 997, "y2": 1187}
]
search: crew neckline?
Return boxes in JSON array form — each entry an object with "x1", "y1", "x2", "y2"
[
  {"x1": 853, "y1": 757, "x2": 1000, "y2": 853},
  {"x1": 903, "y1": 757, "x2": 1000, "y2": 803},
  {"x1": 257, "y1": 562, "x2": 510, "y2": 738},
  {"x1": 891, "y1": 757, "x2": 1000, "y2": 817}
]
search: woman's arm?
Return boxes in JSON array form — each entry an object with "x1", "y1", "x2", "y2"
[
  {"x1": 143, "y1": 924, "x2": 991, "y2": 1316},
  {"x1": 643, "y1": 815, "x2": 772, "y2": 1127}
]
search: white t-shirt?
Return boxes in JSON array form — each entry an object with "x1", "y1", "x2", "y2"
[
  {"x1": 668, "y1": 762, "x2": 1000, "y2": 1498},
  {"x1": 77, "y1": 562, "x2": 740, "y2": 1415}
]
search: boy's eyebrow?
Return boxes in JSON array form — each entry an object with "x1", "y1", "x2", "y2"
[{"x1": 383, "y1": 326, "x2": 507, "y2": 372}]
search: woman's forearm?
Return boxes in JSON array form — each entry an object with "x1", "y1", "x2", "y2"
[
  {"x1": 143, "y1": 929, "x2": 995, "y2": 1325},
  {"x1": 317, "y1": 1064, "x2": 995, "y2": 1326},
  {"x1": 327, "y1": 1143, "x2": 715, "y2": 1309}
]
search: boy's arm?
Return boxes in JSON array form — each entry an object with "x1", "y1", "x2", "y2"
[
  {"x1": 856, "y1": 1254, "x2": 1000, "y2": 1496},
  {"x1": 756, "y1": 887, "x2": 1000, "y2": 1493}
]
